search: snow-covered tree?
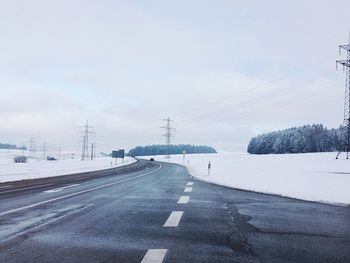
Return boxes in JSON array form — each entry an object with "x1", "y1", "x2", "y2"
[{"x1": 247, "y1": 124, "x2": 343, "y2": 154}]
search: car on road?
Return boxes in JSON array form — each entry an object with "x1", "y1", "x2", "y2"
[
  {"x1": 14, "y1": 156, "x2": 27, "y2": 163},
  {"x1": 150, "y1": 158, "x2": 155, "y2": 161}
]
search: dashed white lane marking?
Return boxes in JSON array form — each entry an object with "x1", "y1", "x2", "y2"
[
  {"x1": 163, "y1": 211, "x2": 183, "y2": 227},
  {"x1": 184, "y1": 187, "x2": 192, "y2": 193},
  {"x1": 141, "y1": 249, "x2": 167, "y2": 263},
  {"x1": 186, "y1": 182, "x2": 193, "y2": 186},
  {"x1": 0, "y1": 164, "x2": 162, "y2": 217},
  {"x1": 43, "y1": 184, "x2": 80, "y2": 194},
  {"x1": 177, "y1": 196, "x2": 190, "y2": 204}
]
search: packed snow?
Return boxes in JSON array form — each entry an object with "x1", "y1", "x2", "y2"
[
  {"x1": 150, "y1": 152, "x2": 350, "y2": 205},
  {"x1": 0, "y1": 149, "x2": 135, "y2": 183}
]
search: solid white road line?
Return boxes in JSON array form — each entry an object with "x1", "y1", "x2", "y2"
[
  {"x1": 0, "y1": 183, "x2": 54, "y2": 194},
  {"x1": 163, "y1": 211, "x2": 184, "y2": 227},
  {"x1": 184, "y1": 187, "x2": 192, "y2": 193},
  {"x1": 0, "y1": 164, "x2": 162, "y2": 217},
  {"x1": 186, "y1": 182, "x2": 193, "y2": 186},
  {"x1": 177, "y1": 196, "x2": 190, "y2": 204},
  {"x1": 141, "y1": 249, "x2": 167, "y2": 263},
  {"x1": 43, "y1": 184, "x2": 80, "y2": 194},
  {"x1": 0, "y1": 185, "x2": 13, "y2": 189}
]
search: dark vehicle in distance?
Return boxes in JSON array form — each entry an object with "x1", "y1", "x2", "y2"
[
  {"x1": 150, "y1": 158, "x2": 155, "y2": 161},
  {"x1": 14, "y1": 156, "x2": 27, "y2": 163},
  {"x1": 47, "y1": 156, "x2": 57, "y2": 161}
]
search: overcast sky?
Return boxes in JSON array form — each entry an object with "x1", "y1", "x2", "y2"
[{"x1": 0, "y1": 0, "x2": 350, "y2": 153}]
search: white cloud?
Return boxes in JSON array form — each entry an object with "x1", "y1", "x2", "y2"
[{"x1": 0, "y1": 0, "x2": 348, "y2": 152}]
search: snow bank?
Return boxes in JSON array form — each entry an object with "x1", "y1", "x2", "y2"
[
  {"x1": 153, "y1": 152, "x2": 350, "y2": 205},
  {"x1": 0, "y1": 149, "x2": 136, "y2": 183}
]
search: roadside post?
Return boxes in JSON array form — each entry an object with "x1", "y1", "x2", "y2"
[
  {"x1": 112, "y1": 149, "x2": 125, "y2": 165},
  {"x1": 112, "y1": 150, "x2": 118, "y2": 165},
  {"x1": 208, "y1": 161, "x2": 211, "y2": 176},
  {"x1": 119, "y1": 149, "x2": 125, "y2": 164},
  {"x1": 182, "y1": 150, "x2": 186, "y2": 164}
]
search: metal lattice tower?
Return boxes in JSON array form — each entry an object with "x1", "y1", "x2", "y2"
[
  {"x1": 29, "y1": 136, "x2": 36, "y2": 159},
  {"x1": 336, "y1": 36, "x2": 350, "y2": 159},
  {"x1": 161, "y1": 118, "x2": 175, "y2": 159},
  {"x1": 42, "y1": 142, "x2": 47, "y2": 160},
  {"x1": 80, "y1": 121, "x2": 94, "y2": 161}
]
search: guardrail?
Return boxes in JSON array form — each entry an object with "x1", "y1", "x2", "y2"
[{"x1": 0, "y1": 159, "x2": 150, "y2": 191}]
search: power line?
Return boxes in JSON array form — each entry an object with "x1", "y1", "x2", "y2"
[
  {"x1": 163, "y1": 57, "x2": 335, "y2": 122},
  {"x1": 136, "y1": 56, "x2": 334, "y2": 125},
  {"x1": 181, "y1": 83, "x2": 339, "y2": 129},
  {"x1": 336, "y1": 36, "x2": 350, "y2": 159},
  {"x1": 177, "y1": 70, "x2": 336, "y2": 126}
]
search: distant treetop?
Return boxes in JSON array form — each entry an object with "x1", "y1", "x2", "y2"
[
  {"x1": 0, "y1": 143, "x2": 27, "y2": 150},
  {"x1": 127, "y1": 144, "x2": 217, "y2": 157}
]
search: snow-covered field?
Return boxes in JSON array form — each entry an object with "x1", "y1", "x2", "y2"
[
  {"x1": 0, "y1": 150, "x2": 135, "y2": 183},
  {"x1": 152, "y1": 152, "x2": 350, "y2": 205}
]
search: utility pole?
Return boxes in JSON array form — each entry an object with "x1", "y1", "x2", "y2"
[
  {"x1": 80, "y1": 121, "x2": 94, "y2": 161},
  {"x1": 93, "y1": 143, "x2": 96, "y2": 159},
  {"x1": 161, "y1": 118, "x2": 175, "y2": 159},
  {"x1": 336, "y1": 35, "x2": 350, "y2": 159},
  {"x1": 91, "y1": 143, "x2": 95, "y2": 160}
]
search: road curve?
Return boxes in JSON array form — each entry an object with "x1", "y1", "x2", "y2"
[{"x1": 0, "y1": 161, "x2": 349, "y2": 263}]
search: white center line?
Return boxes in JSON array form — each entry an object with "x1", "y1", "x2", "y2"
[
  {"x1": 163, "y1": 211, "x2": 183, "y2": 227},
  {"x1": 0, "y1": 164, "x2": 162, "y2": 217},
  {"x1": 186, "y1": 182, "x2": 193, "y2": 186},
  {"x1": 141, "y1": 249, "x2": 167, "y2": 263},
  {"x1": 177, "y1": 196, "x2": 190, "y2": 204},
  {"x1": 184, "y1": 187, "x2": 192, "y2": 193}
]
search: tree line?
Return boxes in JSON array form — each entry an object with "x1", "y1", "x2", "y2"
[
  {"x1": 247, "y1": 124, "x2": 347, "y2": 154},
  {"x1": 127, "y1": 144, "x2": 217, "y2": 157},
  {"x1": 0, "y1": 143, "x2": 27, "y2": 150}
]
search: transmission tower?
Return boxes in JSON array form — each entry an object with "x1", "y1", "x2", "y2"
[
  {"x1": 161, "y1": 118, "x2": 175, "y2": 159},
  {"x1": 80, "y1": 121, "x2": 94, "y2": 161},
  {"x1": 29, "y1": 136, "x2": 36, "y2": 159},
  {"x1": 336, "y1": 36, "x2": 350, "y2": 159},
  {"x1": 42, "y1": 142, "x2": 47, "y2": 160}
]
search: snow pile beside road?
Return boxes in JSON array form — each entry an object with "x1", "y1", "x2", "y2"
[
  {"x1": 0, "y1": 150, "x2": 136, "y2": 183},
  {"x1": 156, "y1": 152, "x2": 350, "y2": 205}
]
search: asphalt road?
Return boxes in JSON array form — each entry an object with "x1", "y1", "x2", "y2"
[{"x1": 0, "y1": 160, "x2": 349, "y2": 263}]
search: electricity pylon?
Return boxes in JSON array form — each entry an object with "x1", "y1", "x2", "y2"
[
  {"x1": 29, "y1": 136, "x2": 36, "y2": 159},
  {"x1": 161, "y1": 118, "x2": 175, "y2": 159},
  {"x1": 80, "y1": 121, "x2": 94, "y2": 161},
  {"x1": 336, "y1": 36, "x2": 350, "y2": 159}
]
